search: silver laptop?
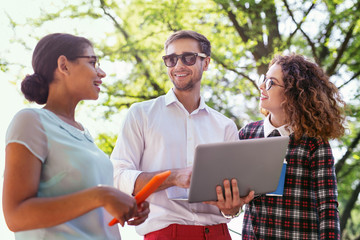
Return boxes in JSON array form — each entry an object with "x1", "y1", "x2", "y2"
[{"x1": 186, "y1": 136, "x2": 289, "y2": 203}]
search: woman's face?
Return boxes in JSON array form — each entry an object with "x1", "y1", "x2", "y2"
[
  {"x1": 67, "y1": 45, "x2": 106, "y2": 100},
  {"x1": 259, "y1": 63, "x2": 286, "y2": 117}
]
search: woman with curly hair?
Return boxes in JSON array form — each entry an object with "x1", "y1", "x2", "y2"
[{"x1": 240, "y1": 54, "x2": 345, "y2": 239}]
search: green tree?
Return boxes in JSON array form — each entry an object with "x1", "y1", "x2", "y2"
[{"x1": 4, "y1": 0, "x2": 360, "y2": 238}]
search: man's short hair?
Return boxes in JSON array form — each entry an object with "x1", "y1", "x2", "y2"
[{"x1": 164, "y1": 30, "x2": 211, "y2": 57}]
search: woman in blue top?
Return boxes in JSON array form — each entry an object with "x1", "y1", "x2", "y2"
[{"x1": 3, "y1": 33, "x2": 149, "y2": 239}]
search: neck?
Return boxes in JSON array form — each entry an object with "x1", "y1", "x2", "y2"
[
  {"x1": 269, "y1": 113, "x2": 286, "y2": 128},
  {"x1": 173, "y1": 88, "x2": 201, "y2": 113},
  {"x1": 44, "y1": 81, "x2": 79, "y2": 120},
  {"x1": 44, "y1": 85, "x2": 82, "y2": 129}
]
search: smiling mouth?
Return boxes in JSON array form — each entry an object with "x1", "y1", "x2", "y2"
[
  {"x1": 94, "y1": 79, "x2": 102, "y2": 86},
  {"x1": 174, "y1": 72, "x2": 189, "y2": 77}
]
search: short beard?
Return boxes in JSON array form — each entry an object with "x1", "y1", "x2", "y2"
[{"x1": 172, "y1": 80, "x2": 195, "y2": 91}]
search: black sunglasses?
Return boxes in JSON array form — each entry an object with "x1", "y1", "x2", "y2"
[
  {"x1": 162, "y1": 52, "x2": 207, "y2": 67},
  {"x1": 258, "y1": 74, "x2": 284, "y2": 91}
]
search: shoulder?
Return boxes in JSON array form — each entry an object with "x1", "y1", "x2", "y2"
[
  {"x1": 296, "y1": 135, "x2": 330, "y2": 151},
  {"x1": 239, "y1": 120, "x2": 264, "y2": 139},
  {"x1": 10, "y1": 108, "x2": 42, "y2": 125},
  {"x1": 206, "y1": 106, "x2": 234, "y2": 124},
  {"x1": 129, "y1": 95, "x2": 165, "y2": 113}
]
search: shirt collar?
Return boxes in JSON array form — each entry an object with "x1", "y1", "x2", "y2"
[
  {"x1": 165, "y1": 88, "x2": 208, "y2": 113},
  {"x1": 264, "y1": 114, "x2": 293, "y2": 137}
]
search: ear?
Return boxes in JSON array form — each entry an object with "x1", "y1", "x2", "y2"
[
  {"x1": 57, "y1": 55, "x2": 70, "y2": 75},
  {"x1": 202, "y1": 56, "x2": 211, "y2": 71}
]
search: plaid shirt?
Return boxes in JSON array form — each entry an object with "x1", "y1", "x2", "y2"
[{"x1": 240, "y1": 120, "x2": 340, "y2": 240}]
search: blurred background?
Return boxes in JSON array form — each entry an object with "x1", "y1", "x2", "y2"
[{"x1": 1, "y1": 0, "x2": 360, "y2": 239}]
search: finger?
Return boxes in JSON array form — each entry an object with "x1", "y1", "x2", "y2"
[
  {"x1": 136, "y1": 207, "x2": 150, "y2": 218},
  {"x1": 242, "y1": 190, "x2": 255, "y2": 205},
  {"x1": 127, "y1": 216, "x2": 147, "y2": 226},
  {"x1": 231, "y1": 179, "x2": 239, "y2": 200},
  {"x1": 138, "y1": 201, "x2": 149, "y2": 212},
  {"x1": 118, "y1": 217, "x2": 126, "y2": 227},
  {"x1": 223, "y1": 179, "x2": 232, "y2": 202},
  {"x1": 216, "y1": 185, "x2": 225, "y2": 202}
]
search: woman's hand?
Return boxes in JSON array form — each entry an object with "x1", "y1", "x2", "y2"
[
  {"x1": 127, "y1": 201, "x2": 150, "y2": 226},
  {"x1": 98, "y1": 186, "x2": 139, "y2": 226}
]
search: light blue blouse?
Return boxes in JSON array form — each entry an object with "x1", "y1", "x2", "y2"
[{"x1": 5, "y1": 108, "x2": 120, "y2": 240}]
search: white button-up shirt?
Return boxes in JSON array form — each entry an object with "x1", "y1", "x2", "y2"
[
  {"x1": 111, "y1": 89, "x2": 238, "y2": 235},
  {"x1": 263, "y1": 114, "x2": 293, "y2": 137}
]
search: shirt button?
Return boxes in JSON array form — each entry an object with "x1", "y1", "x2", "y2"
[{"x1": 205, "y1": 227, "x2": 209, "y2": 234}]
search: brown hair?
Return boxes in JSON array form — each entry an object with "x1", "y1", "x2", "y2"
[
  {"x1": 164, "y1": 30, "x2": 211, "y2": 57},
  {"x1": 21, "y1": 33, "x2": 92, "y2": 104},
  {"x1": 262, "y1": 54, "x2": 345, "y2": 141}
]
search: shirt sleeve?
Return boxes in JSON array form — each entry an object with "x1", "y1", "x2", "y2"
[
  {"x1": 225, "y1": 120, "x2": 239, "y2": 142},
  {"x1": 5, "y1": 108, "x2": 48, "y2": 162},
  {"x1": 110, "y1": 105, "x2": 143, "y2": 195},
  {"x1": 310, "y1": 140, "x2": 340, "y2": 239}
]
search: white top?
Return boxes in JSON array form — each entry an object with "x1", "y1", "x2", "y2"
[
  {"x1": 111, "y1": 89, "x2": 238, "y2": 235},
  {"x1": 6, "y1": 108, "x2": 120, "y2": 240},
  {"x1": 263, "y1": 114, "x2": 293, "y2": 137}
]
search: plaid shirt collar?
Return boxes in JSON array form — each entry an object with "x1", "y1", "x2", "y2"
[{"x1": 264, "y1": 114, "x2": 293, "y2": 137}]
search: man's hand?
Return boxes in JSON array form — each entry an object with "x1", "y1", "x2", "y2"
[{"x1": 204, "y1": 179, "x2": 254, "y2": 216}]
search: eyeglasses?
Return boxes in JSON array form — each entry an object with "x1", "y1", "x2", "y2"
[
  {"x1": 74, "y1": 55, "x2": 100, "y2": 69},
  {"x1": 162, "y1": 52, "x2": 207, "y2": 67},
  {"x1": 258, "y1": 74, "x2": 284, "y2": 91}
]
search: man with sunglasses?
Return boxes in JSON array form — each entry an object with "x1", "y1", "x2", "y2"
[{"x1": 111, "y1": 30, "x2": 254, "y2": 239}]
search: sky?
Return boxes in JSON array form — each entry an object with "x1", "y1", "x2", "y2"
[{"x1": 0, "y1": 1, "x2": 244, "y2": 239}]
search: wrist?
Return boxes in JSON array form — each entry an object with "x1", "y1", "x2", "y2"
[
  {"x1": 221, "y1": 208, "x2": 242, "y2": 219},
  {"x1": 94, "y1": 184, "x2": 110, "y2": 207}
]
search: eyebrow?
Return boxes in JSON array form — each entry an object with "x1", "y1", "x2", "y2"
[{"x1": 267, "y1": 76, "x2": 281, "y2": 84}]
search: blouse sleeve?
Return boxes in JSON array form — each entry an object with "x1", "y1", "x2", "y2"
[
  {"x1": 310, "y1": 139, "x2": 340, "y2": 239},
  {"x1": 5, "y1": 108, "x2": 48, "y2": 162}
]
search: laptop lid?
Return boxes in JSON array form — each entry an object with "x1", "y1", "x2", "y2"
[{"x1": 187, "y1": 136, "x2": 289, "y2": 203}]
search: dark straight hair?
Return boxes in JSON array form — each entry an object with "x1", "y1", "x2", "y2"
[{"x1": 21, "y1": 33, "x2": 92, "y2": 104}]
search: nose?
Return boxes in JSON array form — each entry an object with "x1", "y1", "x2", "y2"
[
  {"x1": 97, "y1": 67, "x2": 106, "y2": 78},
  {"x1": 258, "y1": 80, "x2": 266, "y2": 91},
  {"x1": 174, "y1": 57, "x2": 186, "y2": 68}
]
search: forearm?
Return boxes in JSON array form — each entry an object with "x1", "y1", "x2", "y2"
[
  {"x1": 133, "y1": 168, "x2": 191, "y2": 196},
  {"x1": 319, "y1": 207, "x2": 341, "y2": 239},
  {"x1": 5, "y1": 186, "x2": 104, "y2": 232}
]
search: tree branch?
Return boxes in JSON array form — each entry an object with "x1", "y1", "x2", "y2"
[
  {"x1": 326, "y1": 22, "x2": 356, "y2": 76},
  {"x1": 317, "y1": 19, "x2": 335, "y2": 62},
  {"x1": 335, "y1": 130, "x2": 360, "y2": 175},
  {"x1": 338, "y1": 70, "x2": 360, "y2": 89},
  {"x1": 217, "y1": 2, "x2": 250, "y2": 43},
  {"x1": 99, "y1": 0, "x2": 163, "y2": 93},
  {"x1": 283, "y1": 0, "x2": 319, "y2": 64},
  {"x1": 284, "y1": 0, "x2": 316, "y2": 49},
  {"x1": 211, "y1": 53, "x2": 259, "y2": 91},
  {"x1": 340, "y1": 181, "x2": 360, "y2": 233}
]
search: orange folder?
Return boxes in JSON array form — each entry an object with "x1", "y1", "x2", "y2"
[{"x1": 108, "y1": 170, "x2": 171, "y2": 226}]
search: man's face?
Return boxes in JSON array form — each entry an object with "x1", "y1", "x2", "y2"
[{"x1": 165, "y1": 38, "x2": 210, "y2": 92}]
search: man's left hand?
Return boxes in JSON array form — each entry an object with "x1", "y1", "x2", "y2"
[{"x1": 204, "y1": 179, "x2": 254, "y2": 216}]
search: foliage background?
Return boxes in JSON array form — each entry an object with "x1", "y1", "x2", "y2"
[{"x1": 2, "y1": 0, "x2": 360, "y2": 238}]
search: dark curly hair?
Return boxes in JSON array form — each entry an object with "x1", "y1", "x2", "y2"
[{"x1": 262, "y1": 54, "x2": 345, "y2": 141}]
